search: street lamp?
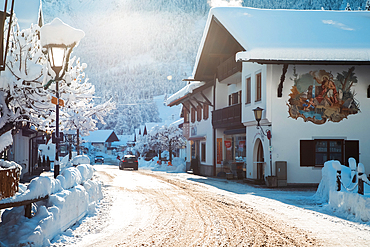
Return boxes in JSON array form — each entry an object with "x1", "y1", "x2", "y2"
[
  {"x1": 0, "y1": 0, "x2": 15, "y2": 71},
  {"x1": 252, "y1": 107, "x2": 274, "y2": 179},
  {"x1": 40, "y1": 18, "x2": 85, "y2": 178}
]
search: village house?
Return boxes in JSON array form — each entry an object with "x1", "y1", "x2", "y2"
[
  {"x1": 167, "y1": 7, "x2": 370, "y2": 186},
  {"x1": 82, "y1": 130, "x2": 119, "y2": 154}
]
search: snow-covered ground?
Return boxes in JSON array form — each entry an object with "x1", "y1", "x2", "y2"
[{"x1": 1, "y1": 157, "x2": 370, "y2": 246}]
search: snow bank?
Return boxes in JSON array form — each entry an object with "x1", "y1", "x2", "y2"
[
  {"x1": 71, "y1": 155, "x2": 90, "y2": 167},
  {"x1": 139, "y1": 156, "x2": 186, "y2": 173},
  {"x1": 314, "y1": 159, "x2": 370, "y2": 222},
  {"x1": 0, "y1": 163, "x2": 102, "y2": 246}
]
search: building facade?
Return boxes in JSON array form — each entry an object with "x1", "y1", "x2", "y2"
[{"x1": 168, "y1": 7, "x2": 370, "y2": 185}]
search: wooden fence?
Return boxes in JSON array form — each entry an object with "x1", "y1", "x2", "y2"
[{"x1": 0, "y1": 166, "x2": 21, "y2": 200}]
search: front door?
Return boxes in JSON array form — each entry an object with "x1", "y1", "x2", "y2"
[{"x1": 256, "y1": 139, "x2": 265, "y2": 182}]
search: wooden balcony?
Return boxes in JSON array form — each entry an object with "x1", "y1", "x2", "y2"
[
  {"x1": 212, "y1": 103, "x2": 243, "y2": 129},
  {"x1": 217, "y1": 56, "x2": 242, "y2": 82}
]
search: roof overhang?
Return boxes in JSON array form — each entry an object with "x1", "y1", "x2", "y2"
[
  {"x1": 188, "y1": 135, "x2": 206, "y2": 141},
  {"x1": 167, "y1": 81, "x2": 214, "y2": 107},
  {"x1": 236, "y1": 49, "x2": 370, "y2": 65}
]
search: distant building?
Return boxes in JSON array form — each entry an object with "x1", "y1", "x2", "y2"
[{"x1": 82, "y1": 130, "x2": 119, "y2": 154}]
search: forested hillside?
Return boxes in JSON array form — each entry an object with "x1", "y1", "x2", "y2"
[{"x1": 41, "y1": 0, "x2": 368, "y2": 134}]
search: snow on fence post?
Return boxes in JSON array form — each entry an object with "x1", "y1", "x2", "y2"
[{"x1": 358, "y1": 163, "x2": 365, "y2": 195}]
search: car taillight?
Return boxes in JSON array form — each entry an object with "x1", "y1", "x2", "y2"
[{"x1": 134, "y1": 161, "x2": 138, "y2": 163}]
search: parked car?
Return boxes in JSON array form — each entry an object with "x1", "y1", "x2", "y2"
[
  {"x1": 119, "y1": 155, "x2": 138, "y2": 170},
  {"x1": 94, "y1": 155, "x2": 104, "y2": 164}
]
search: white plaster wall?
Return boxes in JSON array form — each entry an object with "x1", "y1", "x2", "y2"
[
  {"x1": 187, "y1": 86, "x2": 214, "y2": 168},
  {"x1": 215, "y1": 79, "x2": 229, "y2": 109},
  {"x1": 13, "y1": 132, "x2": 30, "y2": 175},
  {"x1": 241, "y1": 63, "x2": 267, "y2": 124},
  {"x1": 243, "y1": 63, "x2": 370, "y2": 184}
]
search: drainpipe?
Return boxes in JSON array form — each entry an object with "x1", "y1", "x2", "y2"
[
  {"x1": 213, "y1": 75, "x2": 216, "y2": 177},
  {"x1": 28, "y1": 132, "x2": 41, "y2": 175}
]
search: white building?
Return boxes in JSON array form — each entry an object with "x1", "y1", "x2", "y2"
[{"x1": 167, "y1": 7, "x2": 370, "y2": 186}]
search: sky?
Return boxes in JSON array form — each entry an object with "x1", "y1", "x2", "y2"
[{"x1": 0, "y1": 0, "x2": 40, "y2": 30}]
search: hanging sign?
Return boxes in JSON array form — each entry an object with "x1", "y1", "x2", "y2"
[
  {"x1": 239, "y1": 140, "x2": 245, "y2": 150},
  {"x1": 224, "y1": 140, "x2": 232, "y2": 149},
  {"x1": 51, "y1": 96, "x2": 64, "y2": 107}
]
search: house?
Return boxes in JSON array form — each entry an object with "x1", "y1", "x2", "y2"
[
  {"x1": 9, "y1": 125, "x2": 47, "y2": 178},
  {"x1": 167, "y1": 7, "x2": 370, "y2": 186},
  {"x1": 82, "y1": 130, "x2": 119, "y2": 154},
  {"x1": 112, "y1": 134, "x2": 135, "y2": 154}
]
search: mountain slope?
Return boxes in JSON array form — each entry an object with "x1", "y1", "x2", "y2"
[{"x1": 41, "y1": 0, "x2": 367, "y2": 134}]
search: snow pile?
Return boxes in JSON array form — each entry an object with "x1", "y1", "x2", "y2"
[
  {"x1": 71, "y1": 155, "x2": 90, "y2": 167},
  {"x1": 0, "y1": 163, "x2": 102, "y2": 246},
  {"x1": 139, "y1": 156, "x2": 186, "y2": 173},
  {"x1": 314, "y1": 159, "x2": 370, "y2": 222}
]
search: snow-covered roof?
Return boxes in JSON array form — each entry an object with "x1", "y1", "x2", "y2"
[
  {"x1": 112, "y1": 134, "x2": 135, "y2": 147},
  {"x1": 145, "y1": 122, "x2": 161, "y2": 134},
  {"x1": 82, "y1": 130, "x2": 118, "y2": 143},
  {"x1": 194, "y1": 7, "x2": 370, "y2": 69},
  {"x1": 170, "y1": 118, "x2": 184, "y2": 127},
  {"x1": 166, "y1": 81, "x2": 205, "y2": 106}
]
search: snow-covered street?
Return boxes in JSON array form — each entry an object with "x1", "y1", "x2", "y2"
[{"x1": 50, "y1": 164, "x2": 370, "y2": 246}]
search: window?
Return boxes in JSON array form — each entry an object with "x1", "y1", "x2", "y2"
[
  {"x1": 315, "y1": 140, "x2": 343, "y2": 165},
  {"x1": 197, "y1": 105, "x2": 202, "y2": 122},
  {"x1": 203, "y1": 104, "x2": 209, "y2": 120},
  {"x1": 300, "y1": 139, "x2": 359, "y2": 167},
  {"x1": 228, "y1": 91, "x2": 242, "y2": 106},
  {"x1": 191, "y1": 107, "x2": 195, "y2": 123},
  {"x1": 246, "y1": 77, "x2": 251, "y2": 104},
  {"x1": 201, "y1": 142, "x2": 206, "y2": 162},
  {"x1": 256, "y1": 73, "x2": 262, "y2": 102}
]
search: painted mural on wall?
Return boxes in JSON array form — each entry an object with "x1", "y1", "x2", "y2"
[{"x1": 287, "y1": 67, "x2": 360, "y2": 124}]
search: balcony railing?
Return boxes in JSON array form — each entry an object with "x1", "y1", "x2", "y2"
[
  {"x1": 212, "y1": 103, "x2": 243, "y2": 129},
  {"x1": 217, "y1": 56, "x2": 242, "y2": 82}
]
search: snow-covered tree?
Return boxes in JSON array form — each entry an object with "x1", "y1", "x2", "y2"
[
  {"x1": 0, "y1": 17, "x2": 54, "y2": 150},
  {"x1": 134, "y1": 134, "x2": 149, "y2": 157},
  {"x1": 147, "y1": 124, "x2": 185, "y2": 162},
  {"x1": 345, "y1": 3, "x2": 352, "y2": 10},
  {"x1": 47, "y1": 56, "x2": 116, "y2": 154}
]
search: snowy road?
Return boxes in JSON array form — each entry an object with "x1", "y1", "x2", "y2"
[{"x1": 52, "y1": 165, "x2": 370, "y2": 246}]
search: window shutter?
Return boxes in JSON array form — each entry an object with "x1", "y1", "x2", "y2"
[
  {"x1": 300, "y1": 140, "x2": 315, "y2": 166},
  {"x1": 191, "y1": 108, "x2": 195, "y2": 123},
  {"x1": 344, "y1": 140, "x2": 359, "y2": 166}
]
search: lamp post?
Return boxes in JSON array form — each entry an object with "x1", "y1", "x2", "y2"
[
  {"x1": 40, "y1": 18, "x2": 85, "y2": 178},
  {"x1": 253, "y1": 107, "x2": 274, "y2": 179}
]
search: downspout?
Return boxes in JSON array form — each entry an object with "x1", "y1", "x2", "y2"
[
  {"x1": 213, "y1": 75, "x2": 216, "y2": 177},
  {"x1": 28, "y1": 132, "x2": 40, "y2": 175}
]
